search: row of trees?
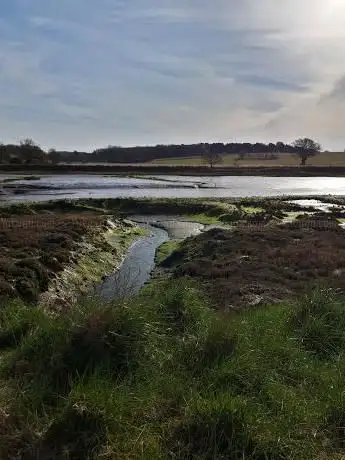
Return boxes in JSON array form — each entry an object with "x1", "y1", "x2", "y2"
[
  {"x1": 0, "y1": 138, "x2": 322, "y2": 166},
  {"x1": 202, "y1": 138, "x2": 322, "y2": 167},
  {"x1": 91, "y1": 140, "x2": 321, "y2": 164}
]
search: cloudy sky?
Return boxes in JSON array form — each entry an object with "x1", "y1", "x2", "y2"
[{"x1": 1, "y1": 0, "x2": 345, "y2": 151}]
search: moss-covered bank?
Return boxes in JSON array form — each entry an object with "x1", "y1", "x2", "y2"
[{"x1": 39, "y1": 219, "x2": 146, "y2": 312}]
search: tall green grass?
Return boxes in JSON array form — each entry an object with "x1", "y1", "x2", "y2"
[{"x1": 2, "y1": 283, "x2": 345, "y2": 458}]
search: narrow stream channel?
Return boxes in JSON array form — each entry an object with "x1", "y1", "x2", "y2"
[
  {"x1": 96, "y1": 218, "x2": 205, "y2": 300},
  {"x1": 97, "y1": 224, "x2": 169, "y2": 299}
]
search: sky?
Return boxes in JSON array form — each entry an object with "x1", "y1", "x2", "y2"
[{"x1": 1, "y1": 0, "x2": 345, "y2": 151}]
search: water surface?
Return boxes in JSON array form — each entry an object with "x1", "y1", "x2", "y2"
[
  {"x1": 97, "y1": 224, "x2": 169, "y2": 299},
  {"x1": 96, "y1": 218, "x2": 205, "y2": 299},
  {"x1": 2, "y1": 174, "x2": 345, "y2": 201}
]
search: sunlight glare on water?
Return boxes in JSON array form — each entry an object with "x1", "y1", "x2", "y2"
[{"x1": 2, "y1": 174, "x2": 345, "y2": 201}]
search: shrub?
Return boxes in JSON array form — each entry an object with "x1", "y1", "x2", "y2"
[
  {"x1": 39, "y1": 253, "x2": 63, "y2": 271},
  {"x1": 164, "y1": 225, "x2": 345, "y2": 310},
  {"x1": 0, "y1": 258, "x2": 16, "y2": 275}
]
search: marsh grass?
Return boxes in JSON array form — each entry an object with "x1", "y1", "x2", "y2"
[
  {"x1": 3, "y1": 198, "x2": 345, "y2": 458},
  {"x1": 165, "y1": 223, "x2": 345, "y2": 310},
  {"x1": 155, "y1": 240, "x2": 181, "y2": 265},
  {"x1": 2, "y1": 282, "x2": 345, "y2": 458}
]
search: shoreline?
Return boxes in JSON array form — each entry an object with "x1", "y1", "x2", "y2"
[{"x1": 3, "y1": 163, "x2": 345, "y2": 176}]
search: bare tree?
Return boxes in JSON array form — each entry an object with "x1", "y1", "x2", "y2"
[
  {"x1": 20, "y1": 138, "x2": 38, "y2": 148},
  {"x1": 292, "y1": 138, "x2": 321, "y2": 166},
  {"x1": 19, "y1": 138, "x2": 46, "y2": 164},
  {"x1": 201, "y1": 143, "x2": 223, "y2": 168}
]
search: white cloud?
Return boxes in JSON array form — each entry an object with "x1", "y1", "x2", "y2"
[{"x1": 0, "y1": 0, "x2": 345, "y2": 150}]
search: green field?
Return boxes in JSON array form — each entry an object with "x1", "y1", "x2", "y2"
[{"x1": 151, "y1": 151, "x2": 345, "y2": 166}]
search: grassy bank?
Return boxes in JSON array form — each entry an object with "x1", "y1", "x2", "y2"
[
  {"x1": 0, "y1": 210, "x2": 106, "y2": 304},
  {"x1": 2, "y1": 281, "x2": 345, "y2": 458},
  {"x1": 0, "y1": 202, "x2": 146, "y2": 310},
  {"x1": 155, "y1": 240, "x2": 180, "y2": 265},
  {"x1": 39, "y1": 220, "x2": 146, "y2": 312}
]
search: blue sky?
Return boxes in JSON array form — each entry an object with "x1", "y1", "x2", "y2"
[{"x1": 1, "y1": 0, "x2": 345, "y2": 151}]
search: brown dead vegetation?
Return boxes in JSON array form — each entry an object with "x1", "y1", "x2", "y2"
[
  {"x1": 163, "y1": 218, "x2": 345, "y2": 310},
  {"x1": 0, "y1": 213, "x2": 105, "y2": 302}
]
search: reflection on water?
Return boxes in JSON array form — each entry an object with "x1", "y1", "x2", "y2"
[
  {"x1": 2, "y1": 174, "x2": 345, "y2": 201},
  {"x1": 96, "y1": 218, "x2": 206, "y2": 299},
  {"x1": 96, "y1": 224, "x2": 169, "y2": 300},
  {"x1": 132, "y1": 215, "x2": 204, "y2": 238},
  {"x1": 289, "y1": 199, "x2": 344, "y2": 212}
]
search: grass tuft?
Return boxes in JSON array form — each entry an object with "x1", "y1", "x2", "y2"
[
  {"x1": 292, "y1": 288, "x2": 345, "y2": 359},
  {"x1": 0, "y1": 299, "x2": 43, "y2": 349}
]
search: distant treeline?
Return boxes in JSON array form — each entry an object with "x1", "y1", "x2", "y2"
[
  {"x1": 0, "y1": 140, "x2": 318, "y2": 165},
  {"x1": 91, "y1": 142, "x2": 301, "y2": 163}
]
